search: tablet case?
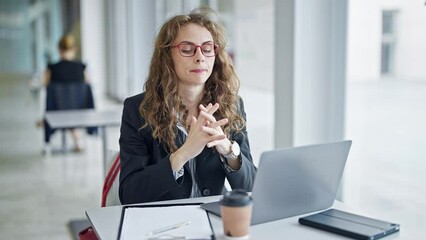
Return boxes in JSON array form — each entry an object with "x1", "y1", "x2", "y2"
[{"x1": 299, "y1": 209, "x2": 400, "y2": 240}]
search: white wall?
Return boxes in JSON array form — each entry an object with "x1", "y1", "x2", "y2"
[
  {"x1": 233, "y1": 0, "x2": 275, "y2": 163},
  {"x1": 80, "y1": 0, "x2": 107, "y2": 97},
  {"x1": 234, "y1": 0, "x2": 274, "y2": 92},
  {"x1": 128, "y1": 0, "x2": 156, "y2": 97},
  {"x1": 347, "y1": 0, "x2": 426, "y2": 81},
  {"x1": 346, "y1": 1, "x2": 382, "y2": 81},
  {"x1": 395, "y1": 1, "x2": 426, "y2": 80},
  {"x1": 105, "y1": 0, "x2": 156, "y2": 101}
]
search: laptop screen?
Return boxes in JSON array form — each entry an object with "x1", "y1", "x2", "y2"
[{"x1": 201, "y1": 140, "x2": 352, "y2": 225}]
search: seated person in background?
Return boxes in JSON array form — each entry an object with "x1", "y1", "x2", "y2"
[
  {"x1": 119, "y1": 7, "x2": 257, "y2": 204},
  {"x1": 43, "y1": 34, "x2": 90, "y2": 152}
]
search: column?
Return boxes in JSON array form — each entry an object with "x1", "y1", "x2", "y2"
[{"x1": 274, "y1": 0, "x2": 348, "y2": 148}]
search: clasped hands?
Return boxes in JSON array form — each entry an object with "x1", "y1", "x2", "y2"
[{"x1": 170, "y1": 103, "x2": 232, "y2": 171}]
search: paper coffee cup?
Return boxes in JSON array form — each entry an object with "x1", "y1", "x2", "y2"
[{"x1": 220, "y1": 189, "x2": 253, "y2": 239}]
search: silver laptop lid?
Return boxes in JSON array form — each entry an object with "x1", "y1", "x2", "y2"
[{"x1": 250, "y1": 140, "x2": 352, "y2": 225}]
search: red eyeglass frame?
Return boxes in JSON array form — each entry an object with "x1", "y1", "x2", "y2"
[{"x1": 171, "y1": 42, "x2": 219, "y2": 57}]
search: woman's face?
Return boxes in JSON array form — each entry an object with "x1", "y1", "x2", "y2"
[{"x1": 171, "y1": 23, "x2": 216, "y2": 88}]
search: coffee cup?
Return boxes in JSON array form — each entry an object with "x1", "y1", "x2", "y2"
[{"x1": 220, "y1": 189, "x2": 253, "y2": 239}]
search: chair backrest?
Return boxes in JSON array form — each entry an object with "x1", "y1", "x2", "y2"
[
  {"x1": 46, "y1": 82, "x2": 95, "y2": 111},
  {"x1": 43, "y1": 82, "x2": 97, "y2": 143},
  {"x1": 102, "y1": 150, "x2": 121, "y2": 207}
]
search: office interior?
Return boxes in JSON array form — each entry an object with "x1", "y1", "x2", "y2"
[{"x1": 0, "y1": 0, "x2": 425, "y2": 239}]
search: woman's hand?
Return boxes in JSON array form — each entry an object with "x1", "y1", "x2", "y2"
[
  {"x1": 170, "y1": 103, "x2": 228, "y2": 171},
  {"x1": 198, "y1": 103, "x2": 233, "y2": 156},
  {"x1": 199, "y1": 103, "x2": 241, "y2": 170}
]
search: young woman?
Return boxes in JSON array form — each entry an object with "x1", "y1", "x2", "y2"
[
  {"x1": 119, "y1": 8, "x2": 256, "y2": 204},
  {"x1": 43, "y1": 35, "x2": 90, "y2": 152}
]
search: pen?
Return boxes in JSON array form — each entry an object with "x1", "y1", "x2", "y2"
[{"x1": 146, "y1": 221, "x2": 191, "y2": 236}]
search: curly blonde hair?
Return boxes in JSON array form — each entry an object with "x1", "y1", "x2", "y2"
[{"x1": 140, "y1": 7, "x2": 245, "y2": 153}]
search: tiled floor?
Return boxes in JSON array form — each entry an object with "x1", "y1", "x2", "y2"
[
  {"x1": 0, "y1": 73, "x2": 121, "y2": 239},
  {"x1": 1, "y1": 73, "x2": 425, "y2": 239}
]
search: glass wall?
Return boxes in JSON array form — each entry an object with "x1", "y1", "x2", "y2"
[{"x1": 345, "y1": 0, "x2": 426, "y2": 238}]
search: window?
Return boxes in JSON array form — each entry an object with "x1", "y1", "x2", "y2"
[{"x1": 380, "y1": 10, "x2": 397, "y2": 75}]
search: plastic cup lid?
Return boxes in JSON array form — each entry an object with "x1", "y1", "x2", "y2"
[{"x1": 220, "y1": 189, "x2": 252, "y2": 207}]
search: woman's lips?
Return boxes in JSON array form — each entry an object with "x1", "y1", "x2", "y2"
[{"x1": 190, "y1": 69, "x2": 207, "y2": 73}]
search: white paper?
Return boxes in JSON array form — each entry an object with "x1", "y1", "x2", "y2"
[{"x1": 119, "y1": 205, "x2": 212, "y2": 240}]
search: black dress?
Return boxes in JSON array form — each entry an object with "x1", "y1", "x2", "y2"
[{"x1": 48, "y1": 60, "x2": 86, "y2": 83}]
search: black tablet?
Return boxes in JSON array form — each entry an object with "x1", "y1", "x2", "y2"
[{"x1": 299, "y1": 209, "x2": 400, "y2": 240}]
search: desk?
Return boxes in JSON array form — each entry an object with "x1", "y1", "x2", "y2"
[
  {"x1": 86, "y1": 196, "x2": 403, "y2": 239},
  {"x1": 45, "y1": 109, "x2": 121, "y2": 172}
]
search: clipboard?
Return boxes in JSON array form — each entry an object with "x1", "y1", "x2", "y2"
[
  {"x1": 117, "y1": 202, "x2": 215, "y2": 240},
  {"x1": 299, "y1": 209, "x2": 400, "y2": 240}
]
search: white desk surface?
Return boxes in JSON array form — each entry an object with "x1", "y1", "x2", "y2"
[
  {"x1": 86, "y1": 196, "x2": 403, "y2": 240},
  {"x1": 45, "y1": 108, "x2": 122, "y2": 175},
  {"x1": 45, "y1": 108, "x2": 121, "y2": 129}
]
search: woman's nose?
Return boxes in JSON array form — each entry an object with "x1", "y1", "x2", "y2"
[{"x1": 194, "y1": 47, "x2": 205, "y2": 63}]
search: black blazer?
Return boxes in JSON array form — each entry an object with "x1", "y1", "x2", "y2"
[{"x1": 119, "y1": 93, "x2": 256, "y2": 204}]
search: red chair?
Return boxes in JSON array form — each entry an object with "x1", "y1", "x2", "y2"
[{"x1": 78, "y1": 151, "x2": 120, "y2": 240}]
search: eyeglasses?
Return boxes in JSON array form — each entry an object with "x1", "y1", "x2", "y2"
[{"x1": 171, "y1": 42, "x2": 218, "y2": 57}]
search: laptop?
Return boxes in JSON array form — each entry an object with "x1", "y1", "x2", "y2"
[{"x1": 201, "y1": 140, "x2": 352, "y2": 225}]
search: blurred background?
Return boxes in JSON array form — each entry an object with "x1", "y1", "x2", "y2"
[{"x1": 0, "y1": 0, "x2": 425, "y2": 239}]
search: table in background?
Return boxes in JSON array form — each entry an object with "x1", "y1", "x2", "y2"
[
  {"x1": 45, "y1": 108, "x2": 121, "y2": 173},
  {"x1": 85, "y1": 196, "x2": 404, "y2": 240}
]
